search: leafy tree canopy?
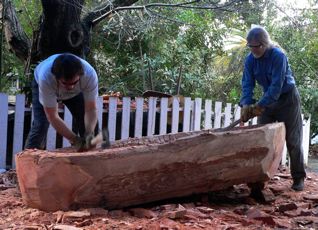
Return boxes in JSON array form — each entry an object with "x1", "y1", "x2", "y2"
[{"x1": 1, "y1": 0, "x2": 318, "y2": 138}]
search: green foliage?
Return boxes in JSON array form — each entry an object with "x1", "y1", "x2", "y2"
[
  {"x1": 0, "y1": 0, "x2": 41, "y2": 94},
  {"x1": 13, "y1": 0, "x2": 42, "y2": 37},
  {"x1": 91, "y1": 6, "x2": 228, "y2": 99},
  {"x1": 0, "y1": 47, "x2": 25, "y2": 94},
  {"x1": 2, "y1": 0, "x2": 318, "y2": 137},
  {"x1": 269, "y1": 7, "x2": 318, "y2": 137}
]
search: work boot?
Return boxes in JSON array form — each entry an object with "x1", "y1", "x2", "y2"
[{"x1": 291, "y1": 178, "x2": 304, "y2": 191}]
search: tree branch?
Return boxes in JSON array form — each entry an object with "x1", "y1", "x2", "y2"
[
  {"x1": 84, "y1": 0, "x2": 242, "y2": 28},
  {"x1": 82, "y1": 0, "x2": 139, "y2": 28}
]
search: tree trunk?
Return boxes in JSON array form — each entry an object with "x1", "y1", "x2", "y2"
[
  {"x1": 1, "y1": 0, "x2": 30, "y2": 61},
  {"x1": 0, "y1": 0, "x2": 138, "y2": 102},
  {"x1": 1, "y1": 0, "x2": 139, "y2": 64},
  {"x1": 38, "y1": 0, "x2": 87, "y2": 59}
]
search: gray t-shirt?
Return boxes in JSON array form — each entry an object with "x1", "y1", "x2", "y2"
[{"x1": 34, "y1": 54, "x2": 98, "y2": 108}]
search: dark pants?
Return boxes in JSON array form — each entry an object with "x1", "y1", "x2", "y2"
[
  {"x1": 258, "y1": 86, "x2": 306, "y2": 180},
  {"x1": 25, "y1": 79, "x2": 89, "y2": 149}
]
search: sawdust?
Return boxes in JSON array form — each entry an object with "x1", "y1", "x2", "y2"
[{"x1": 2, "y1": 151, "x2": 318, "y2": 229}]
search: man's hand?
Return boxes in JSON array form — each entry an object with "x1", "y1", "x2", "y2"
[
  {"x1": 251, "y1": 104, "x2": 264, "y2": 117},
  {"x1": 72, "y1": 133, "x2": 97, "y2": 152},
  {"x1": 72, "y1": 135, "x2": 86, "y2": 152},
  {"x1": 241, "y1": 104, "x2": 264, "y2": 122},
  {"x1": 84, "y1": 133, "x2": 95, "y2": 150}
]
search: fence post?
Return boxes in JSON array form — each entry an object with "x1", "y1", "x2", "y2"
[
  {"x1": 303, "y1": 115, "x2": 311, "y2": 166},
  {"x1": 223, "y1": 103, "x2": 232, "y2": 127},
  {"x1": 12, "y1": 94, "x2": 25, "y2": 168},
  {"x1": 171, "y1": 97, "x2": 180, "y2": 134},
  {"x1": 134, "y1": 97, "x2": 144, "y2": 138},
  {"x1": 159, "y1": 97, "x2": 168, "y2": 135},
  {"x1": 233, "y1": 105, "x2": 241, "y2": 125},
  {"x1": 147, "y1": 97, "x2": 157, "y2": 137},
  {"x1": 182, "y1": 97, "x2": 191, "y2": 132},
  {"x1": 46, "y1": 124, "x2": 56, "y2": 150},
  {"x1": 108, "y1": 97, "x2": 118, "y2": 142},
  {"x1": 97, "y1": 96, "x2": 103, "y2": 131},
  {"x1": 213, "y1": 101, "x2": 222, "y2": 128},
  {"x1": 204, "y1": 100, "x2": 212, "y2": 130},
  {"x1": 0, "y1": 93, "x2": 8, "y2": 169},
  {"x1": 62, "y1": 106, "x2": 72, "y2": 147},
  {"x1": 121, "y1": 97, "x2": 131, "y2": 140},
  {"x1": 193, "y1": 98, "x2": 202, "y2": 131}
]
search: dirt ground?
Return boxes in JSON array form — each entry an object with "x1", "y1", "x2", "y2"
[{"x1": 1, "y1": 146, "x2": 318, "y2": 230}]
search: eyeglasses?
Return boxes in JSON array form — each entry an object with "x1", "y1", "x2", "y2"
[
  {"x1": 246, "y1": 44, "x2": 262, "y2": 48},
  {"x1": 59, "y1": 78, "x2": 80, "y2": 87}
]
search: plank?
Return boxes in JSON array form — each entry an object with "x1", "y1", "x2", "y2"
[
  {"x1": 223, "y1": 103, "x2": 232, "y2": 127},
  {"x1": 0, "y1": 93, "x2": 8, "y2": 168},
  {"x1": 213, "y1": 101, "x2": 222, "y2": 128},
  {"x1": 193, "y1": 98, "x2": 202, "y2": 131},
  {"x1": 204, "y1": 100, "x2": 212, "y2": 130},
  {"x1": 171, "y1": 97, "x2": 180, "y2": 134},
  {"x1": 12, "y1": 94, "x2": 25, "y2": 168},
  {"x1": 159, "y1": 97, "x2": 168, "y2": 135},
  {"x1": 121, "y1": 97, "x2": 131, "y2": 140},
  {"x1": 108, "y1": 97, "x2": 117, "y2": 141},
  {"x1": 97, "y1": 96, "x2": 103, "y2": 131},
  {"x1": 182, "y1": 97, "x2": 191, "y2": 132},
  {"x1": 46, "y1": 124, "x2": 56, "y2": 150},
  {"x1": 62, "y1": 106, "x2": 72, "y2": 147},
  {"x1": 147, "y1": 97, "x2": 157, "y2": 137},
  {"x1": 134, "y1": 97, "x2": 144, "y2": 138}
]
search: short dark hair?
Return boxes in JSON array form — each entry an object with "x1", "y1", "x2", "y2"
[{"x1": 51, "y1": 53, "x2": 84, "y2": 80}]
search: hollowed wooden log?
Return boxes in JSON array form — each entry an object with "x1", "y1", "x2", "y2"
[{"x1": 16, "y1": 122, "x2": 286, "y2": 211}]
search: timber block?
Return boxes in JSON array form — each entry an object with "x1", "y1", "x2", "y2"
[{"x1": 16, "y1": 123, "x2": 286, "y2": 211}]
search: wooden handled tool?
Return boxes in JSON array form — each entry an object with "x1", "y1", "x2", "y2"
[
  {"x1": 215, "y1": 118, "x2": 242, "y2": 132},
  {"x1": 90, "y1": 129, "x2": 111, "y2": 149}
]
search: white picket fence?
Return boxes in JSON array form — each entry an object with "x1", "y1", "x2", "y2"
[{"x1": 0, "y1": 93, "x2": 311, "y2": 169}]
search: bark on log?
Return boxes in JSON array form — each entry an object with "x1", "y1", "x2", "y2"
[{"x1": 16, "y1": 123, "x2": 286, "y2": 211}]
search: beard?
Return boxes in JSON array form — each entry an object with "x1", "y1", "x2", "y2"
[{"x1": 252, "y1": 52, "x2": 263, "y2": 59}]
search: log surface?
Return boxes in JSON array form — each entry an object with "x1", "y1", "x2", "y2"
[{"x1": 16, "y1": 123, "x2": 286, "y2": 211}]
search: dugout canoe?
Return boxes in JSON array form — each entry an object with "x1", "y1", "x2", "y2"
[{"x1": 16, "y1": 122, "x2": 286, "y2": 211}]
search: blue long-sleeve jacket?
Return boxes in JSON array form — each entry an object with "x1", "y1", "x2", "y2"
[{"x1": 240, "y1": 47, "x2": 295, "y2": 107}]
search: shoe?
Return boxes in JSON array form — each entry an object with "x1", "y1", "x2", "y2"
[{"x1": 291, "y1": 178, "x2": 304, "y2": 191}]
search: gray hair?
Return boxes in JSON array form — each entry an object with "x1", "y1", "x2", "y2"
[{"x1": 246, "y1": 26, "x2": 274, "y2": 49}]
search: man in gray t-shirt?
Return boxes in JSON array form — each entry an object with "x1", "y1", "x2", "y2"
[{"x1": 25, "y1": 53, "x2": 98, "y2": 150}]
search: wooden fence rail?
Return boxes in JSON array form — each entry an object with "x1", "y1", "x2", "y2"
[{"x1": 0, "y1": 93, "x2": 311, "y2": 169}]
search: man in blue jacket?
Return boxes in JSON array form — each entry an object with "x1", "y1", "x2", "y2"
[{"x1": 240, "y1": 26, "x2": 306, "y2": 191}]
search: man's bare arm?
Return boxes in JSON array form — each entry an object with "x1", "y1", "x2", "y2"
[
  {"x1": 84, "y1": 100, "x2": 98, "y2": 134},
  {"x1": 44, "y1": 106, "x2": 77, "y2": 143}
]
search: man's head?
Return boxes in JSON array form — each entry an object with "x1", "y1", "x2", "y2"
[
  {"x1": 246, "y1": 26, "x2": 272, "y2": 59},
  {"x1": 52, "y1": 53, "x2": 84, "y2": 90}
]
